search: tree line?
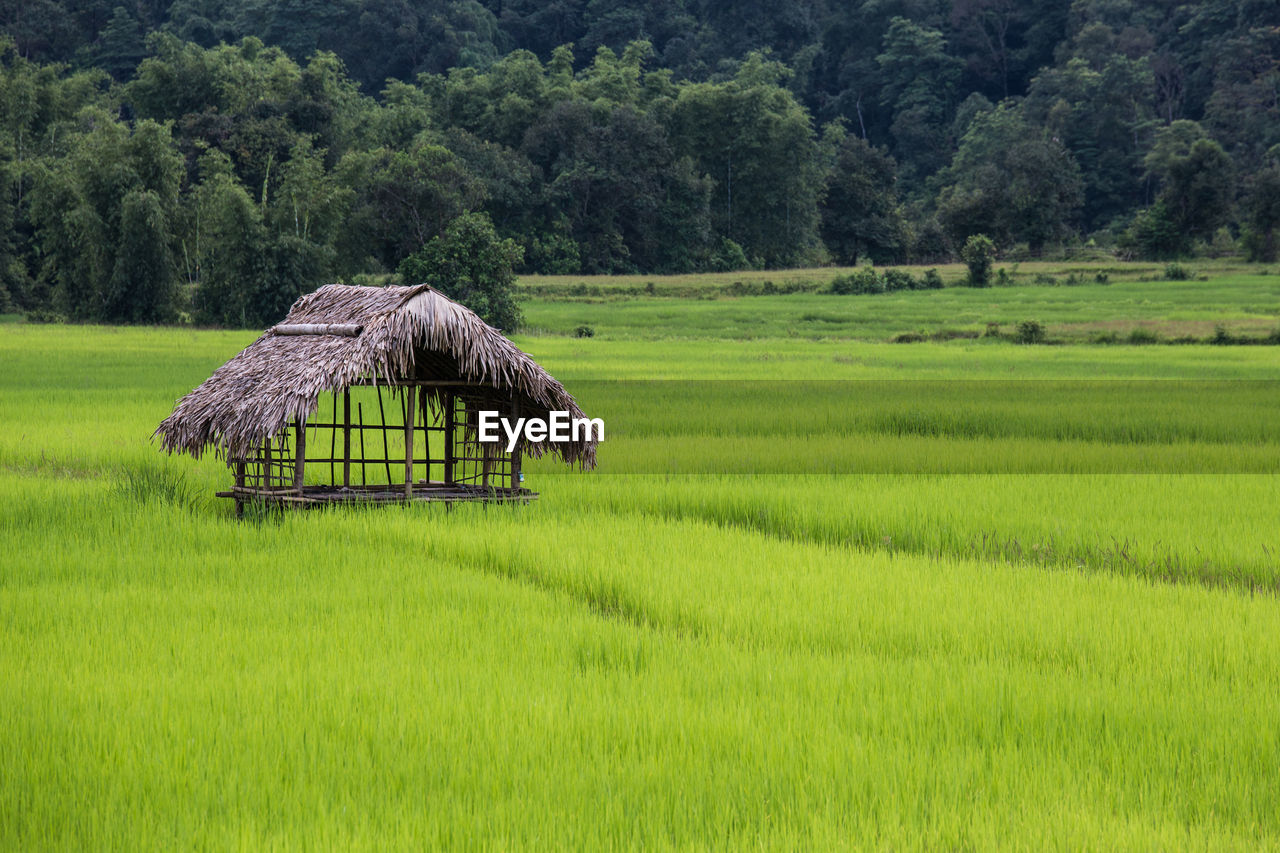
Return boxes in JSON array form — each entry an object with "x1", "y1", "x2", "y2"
[{"x1": 2, "y1": 0, "x2": 1280, "y2": 327}]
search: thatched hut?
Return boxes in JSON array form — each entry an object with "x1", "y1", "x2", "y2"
[{"x1": 156, "y1": 283, "x2": 597, "y2": 511}]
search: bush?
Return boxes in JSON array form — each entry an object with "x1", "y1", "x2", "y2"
[
  {"x1": 830, "y1": 267, "x2": 885, "y2": 295},
  {"x1": 1128, "y1": 328, "x2": 1160, "y2": 344},
  {"x1": 921, "y1": 269, "x2": 944, "y2": 289},
  {"x1": 883, "y1": 269, "x2": 915, "y2": 291},
  {"x1": 983, "y1": 322, "x2": 1002, "y2": 338},
  {"x1": 573, "y1": 325, "x2": 595, "y2": 338},
  {"x1": 961, "y1": 234, "x2": 996, "y2": 287},
  {"x1": 1015, "y1": 320, "x2": 1046, "y2": 344},
  {"x1": 995, "y1": 267, "x2": 1014, "y2": 287},
  {"x1": 1163, "y1": 262, "x2": 1190, "y2": 281}
]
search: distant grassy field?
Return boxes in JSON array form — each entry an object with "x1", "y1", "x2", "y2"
[
  {"x1": 4, "y1": 271, "x2": 1280, "y2": 848},
  {"x1": 519, "y1": 264, "x2": 1280, "y2": 342}
]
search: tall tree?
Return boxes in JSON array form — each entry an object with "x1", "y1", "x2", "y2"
[
  {"x1": 875, "y1": 17, "x2": 962, "y2": 187},
  {"x1": 936, "y1": 104, "x2": 1083, "y2": 250},
  {"x1": 670, "y1": 52, "x2": 823, "y2": 266},
  {"x1": 819, "y1": 130, "x2": 906, "y2": 264}
]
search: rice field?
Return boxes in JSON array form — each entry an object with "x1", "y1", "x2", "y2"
[{"x1": 4, "y1": 273, "x2": 1280, "y2": 849}]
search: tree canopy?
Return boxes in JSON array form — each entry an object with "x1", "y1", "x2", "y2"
[{"x1": 2, "y1": 0, "x2": 1279, "y2": 325}]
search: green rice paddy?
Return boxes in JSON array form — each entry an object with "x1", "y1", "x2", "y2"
[{"x1": 3, "y1": 273, "x2": 1280, "y2": 849}]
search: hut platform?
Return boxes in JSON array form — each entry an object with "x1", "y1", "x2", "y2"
[{"x1": 217, "y1": 482, "x2": 536, "y2": 508}]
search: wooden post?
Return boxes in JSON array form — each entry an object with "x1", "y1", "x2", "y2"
[
  {"x1": 263, "y1": 439, "x2": 273, "y2": 488},
  {"x1": 376, "y1": 386, "x2": 393, "y2": 485},
  {"x1": 357, "y1": 402, "x2": 366, "y2": 487},
  {"x1": 293, "y1": 418, "x2": 306, "y2": 494},
  {"x1": 404, "y1": 385, "x2": 415, "y2": 500},
  {"x1": 510, "y1": 400, "x2": 521, "y2": 490},
  {"x1": 234, "y1": 457, "x2": 246, "y2": 518},
  {"x1": 329, "y1": 394, "x2": 337, "y2": 485},
  {"x1": 343, "y1": 390, "x2": 351, "y2": 488},
  {"x1": 443, "y1": 392, "x2": 455, "y2": 485}
]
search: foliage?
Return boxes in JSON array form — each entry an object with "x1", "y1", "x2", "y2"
[
  {"x1": 3, "y1": 3, "x2": 1280, "y2": 326},
  {"x1": 398, "y1": 211, "x2": 524, "y2": 332},
  {"x1": 961, "y1": 234, "x2": 996, "y2": 287},
  {"x1": 937, "y1": 105, "x2": 1083, "y2": 251},
  {"x1": 819, "y1": 131, "x2": 906, "y2": 264},
  {"x1": 1015, "y1": 319, "x2": 1046, "y2": 344}
]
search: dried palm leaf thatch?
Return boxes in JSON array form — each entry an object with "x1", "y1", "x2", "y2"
[{"x1": 154, "y1": 284, "x2": 597, "y2": 468}]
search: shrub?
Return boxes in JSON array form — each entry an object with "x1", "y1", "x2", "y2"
[
  {"x1": 831, "y1": 268, "x2": 884, "y2": 294},
  {"x1": 1095, "y1": 272, "x2": 1110, "y2": 284},
  {"x1": 995, "y1": 267, "x2": 1014, "y2": 287},
  {"x1": 573, "y1": 325, "x2": 595, "y2": 338},
  {"x1": 921, "y1": 269, "x2": 944, "y2": 289},
  {"x1": 1128, "y1": 328, "x2": 1160, "y2": 344},
  {"x1": 961, "y1": 234, "x2": 996, "y2": 287},
  {"x1": 1163, "y1": 262, "x2": 1190, "y2": 281},
  {"x1": 891, "y1": 331, "x2": 926, "y2": 343},
  {"x1": 983, "y1": 322, "x2": 1002, "y2": 338},
  {"x1": 1210, "y1": 325, "x2": 1233, "y2": 345},
  {"x1": 1015, "y1": 320, "x2": 1046, "y2": 344},
  {"x1": 883, "y1": 269, "x2": 915, "y2": 291}
]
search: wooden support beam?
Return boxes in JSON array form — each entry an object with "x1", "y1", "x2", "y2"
[
  {"x1": 234, "y1": 458, "x2": 246, "y2": 518},
  {"x1": 510, "y1": 400, "x2": 521, "y2": 490},
  {"x1": 443, "y1": 392, "x2": 455, "y2": 485},
  {"x1": 358, "y1": 402, "x2": 367, "y2": 487},
  {"x1": 376, "y1": 386, "x2": 392, "y2": 485},
  {"x1": 404, "y1": 385, "x2": 415, "y2": 500},
  {"x1": 293, "y1": 419, "x2": 306, "y2": 494},
  {"x1": 343, "y1": 391, "x2": 351, "y2": 488}
]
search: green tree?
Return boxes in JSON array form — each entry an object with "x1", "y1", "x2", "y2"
[
  {"x1": 29, "y1": 111, "x2": 183, "y2": 321},
  {"x1": 936, "y1": 104, "x2": 1083, "y2": 251},
  {"x1": 398, "y1": 211, "x2": 524, "y2": 332},
  {"x1": 338, "y1": 137, "x2": 485, "y2": 272},
  {"x1": 91, "y1": 6, "x2": 146, "y2": 81},
  {"x1": 1242, "y1": 147, "x2": 1280, "y2": 262},
  {"x1": 819, "y1": 130, "x2": 906, "y2": 264},
  {"x1": 1141, "y1": 121, "x2": 1234, "y2": 251},
  {"x1": 670, "y1": 53, "x2": 824, "y2": 267},
  {"x1": 961, "y1": 233, "x2": 996, "y2": 286},
  {"x1": 876, "y1": 18, "x2": 962, "y2": 187}
]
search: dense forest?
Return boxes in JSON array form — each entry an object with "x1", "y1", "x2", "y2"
[{"x1": 2, "y1": 0, "x2": 1280, "y2": 325}]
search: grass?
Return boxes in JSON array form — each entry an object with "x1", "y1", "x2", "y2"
[
  {"x1": 4, "y1": 268, "x2": 1280, "y2": 848},
  {"x1": 518, "y1": 271, "x2": 1280, "y2": 342}
]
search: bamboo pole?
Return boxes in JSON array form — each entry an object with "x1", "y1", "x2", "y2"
[
  {"x1": 329, "y1": 393, "x2": 337, "y2": 485},
  {"x1": 404, "y1": 385, "x2": 415, "y2": 500},
  {"x1": 358, "y1": 402, "x2": 366, "y2": 487},
  {"x1": 343, "y1": 390, "x2": 351, "y2": 488},
  {"x1": 234, "y1": 457, "x2": 246, "y2": 518},
  {"x1": 376, "y1": 386, "x2": 393, "y2": 485},
  {"x1": 443, "y1": 392, "x2": 455, "y2": 485},
  {"x1": 510, "y1": 400, "x2": 521, "y2": 490},
  {"x1": 293, "y1": 418, "x2": 306, "y2": 494}
]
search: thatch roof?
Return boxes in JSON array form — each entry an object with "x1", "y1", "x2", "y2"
[{"x1": 155, "y1": 284, "x2": 597, "y2": 467}]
